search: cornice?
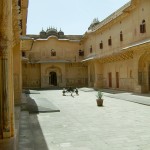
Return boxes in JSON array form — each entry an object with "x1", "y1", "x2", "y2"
[{"x1": 81, "y1": 0, "x2": 141, "y2": 44}]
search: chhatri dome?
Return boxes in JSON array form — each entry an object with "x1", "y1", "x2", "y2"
[
  {"x1": 58, "y1": 28, "x2": 64, "y2": 36},
  {"x1": 88, "y1": 18, "x2": 99, "y2": 30},
  {"x1": 46, "y1": 27, "x2": 58, "y2": 37},
  {"x1": 39, "y1": 26, "x2": 64, "y2": 38},
  {"x1": 40, "y1": 28, "x2": 46, "y2": 37}
]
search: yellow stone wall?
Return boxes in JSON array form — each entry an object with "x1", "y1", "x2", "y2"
[
  {"x1": 28, "y1": 37, "x2": 82, "y2": 62},
  {"x1": 22, "y1": 37, "x2": 88, "y2": 88},
  {"x1": 22, "y1": 63, "x2": 41, "y2": 88},
  {"x1": 22, "y1": 0, "x2": 150, "y2": 93},
  {"x1": 102, "y1": 59, "x2": 134, "y2": 90},
  {"x1": 81, "y1": 0, "x2": 150, "y2": 92}
]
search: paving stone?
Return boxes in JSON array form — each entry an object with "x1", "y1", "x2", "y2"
[
  {"x1": 20, "y1": 89, "x2": 150, "y2": 150},
  {"x1": 26, "y1": 96, "x2": 60, "y2": 113},
  {"x1": 18, "y1": 111, "x2": 34, "y2": 150}
]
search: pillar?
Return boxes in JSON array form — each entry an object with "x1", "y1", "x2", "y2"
[
  {"x1": 13, "y1": 43, "x2": 22, "y2": 105},
  {"x1": 133, "y1": 51, "x2": 142, "y2": 93},
  {"x1": 94, "y1": 61, "x2": 103, "y2": 89},
  {"x1": 0, "y1": 0, "x2": 15, "y2": 149}
]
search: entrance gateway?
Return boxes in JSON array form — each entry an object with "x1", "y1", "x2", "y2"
[{"x1": 49, "y1": 72, "x2": 57, "y2": 86}]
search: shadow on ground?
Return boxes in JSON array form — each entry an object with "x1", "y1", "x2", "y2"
[
  {"x1": 24, "y1": 93, "x2": 60, "y2": 113},
  {"x1": 101, "y1": 88, "x2": 150, "y2": 97},
  {"x1": 29, "y1": 114, "x2": 49, "y2": 150}
]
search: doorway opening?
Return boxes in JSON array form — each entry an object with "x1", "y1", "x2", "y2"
[
  {"x1": 116, "y1": 72, "x2": 119, "y2": 88},
  {"x1": 108, "y1": 72, "x2": 112, "y2": 88},
  {"x1": 49, "y1": 72, "x2": 57, "y2": 86}
]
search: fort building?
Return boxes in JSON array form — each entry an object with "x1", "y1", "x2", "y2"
[
  {"x1": 22, "y1": 0, "x2": 150, "y2": 93},
  {"x1": 0, "y1": 0, "x2": 150, "y2": 149}
]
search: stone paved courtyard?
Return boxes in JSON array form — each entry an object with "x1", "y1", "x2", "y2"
[{"x1": 26, "y1": 89, "x2": 150, "y2": 150}]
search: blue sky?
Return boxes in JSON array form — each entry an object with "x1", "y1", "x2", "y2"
[{"x1": 27, "y1": 0, "x2": 130, "y2": 35}]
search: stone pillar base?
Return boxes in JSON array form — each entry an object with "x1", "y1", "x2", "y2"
[{"x1": 0, "y1": 137, "x2": 15, "y2": 150}]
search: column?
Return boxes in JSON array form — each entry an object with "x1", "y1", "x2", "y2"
[
  {"x1": 0, "y1": 0, "x2": 15, "y2": 149},
  {"x1": 94, "y1": 61, "x2": 103, "y2": 89}
]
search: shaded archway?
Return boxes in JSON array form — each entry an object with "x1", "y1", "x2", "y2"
[
  {"x1": 49, "y1": 72, "x2": 57, "y2": 86},
  {"x1": 42, "y1": 65, "x2": 62, "y2": 88},
  {"x1": 138, "y1": 52, "x2": 150, "y2": 92}
]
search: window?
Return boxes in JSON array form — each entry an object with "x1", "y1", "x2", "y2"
[
  {"x1": 22, "y1": 51, "x2": 26, "y2": 57},
  {"x1": 120, "y1": 31, "x2": 123, "y2": 41},
  {"x1": 99, "y1": 41, "x2": 103, "y2": 49},
  {"x1": 51, "y1": 49, "x2": 56, "y2": 56},
  {"x1": 18, "y1": 0, "x2": 21, "y2": 7},
  {"x1": 140, "y1": 20, "x2": 146, "y2": 33},
  {"x1": 18, "y1": 0, "x2": 21, "y2": 13},
  {"x1": 79, "y1": 50, "x2": 84, "y2": 56},
  {"x1": 90, "y1": 45, "x2": 92, "y2": 53},
  {"x1": 108, "y1": 36, "x2": 112, "y2": 46}
]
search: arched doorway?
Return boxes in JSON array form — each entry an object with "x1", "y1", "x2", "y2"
[
  {"x1": 138, "y1": 52, "x2": 150, "y2": 93},
  {"x1": 49, "y1": 72, "x2": 57, "y2": 86}
]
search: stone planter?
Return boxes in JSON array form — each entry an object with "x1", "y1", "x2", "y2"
[{"x1": 96, "y1": 99, "x2": 103, "y2": 106}]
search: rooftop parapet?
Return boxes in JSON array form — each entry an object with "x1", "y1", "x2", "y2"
[{"x1": 88, "y1": 1, "x2": 131, "y2": 32}]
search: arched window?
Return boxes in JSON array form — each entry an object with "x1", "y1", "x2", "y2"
[
  {"x1": 142, "y1": 20, "x2": 146, "y2": 33},
  {"x1": 22, "y1": 51, "x2": 26, "y2": 57},
  {"x1": 99, "y1": 41, "x2": 103, "y2": 49},
  {"x1": 108, "y1": 36, "x2": 112, "y2": 46},
  {"x1": 140, "y1": 20, "x2": 146, "y2": 33},
  {"x1": 120, "y1": 31, "x2": 123, "y2": 41},
  {"x1": 79, "y1": 50, "x2": 84, "y2": 56},
  {"x1": 51, "y1": 49, "x2": 56, "y2": 56}
]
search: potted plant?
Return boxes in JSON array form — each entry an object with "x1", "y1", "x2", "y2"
[{"x1": 96, "y1": 90, "x2": 103, "y2": 106}]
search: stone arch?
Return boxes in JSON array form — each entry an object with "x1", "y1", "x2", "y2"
[
  {"x1": 138, "y1": 52, "x2": 150, "y2": 92},
  {"x1": 45, "y1": 66, "x2": 61, "y2": 75},
  {"x1": 45, "y1": 66, "x2": 62, "y2": 86},
  {"x1": 49, "y1": 71, "x2": 57, "y2": 86}
]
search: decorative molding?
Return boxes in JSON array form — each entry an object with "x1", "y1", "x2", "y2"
[
  {"x1": 12, "y1": 0, "x2": 22, "y2": 47},
  {"x1": 0, "y1": 38, "x2": 9, "y2": 57}
]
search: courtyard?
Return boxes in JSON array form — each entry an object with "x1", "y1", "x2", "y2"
[{"x1": 19, "y1": 89, "x2": 150, "y2": 150}]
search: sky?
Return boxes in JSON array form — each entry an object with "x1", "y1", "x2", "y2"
[{"x1": 27, "y1": 0, "x2": 130, "y2": 35}]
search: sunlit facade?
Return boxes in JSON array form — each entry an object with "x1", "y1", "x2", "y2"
[
  {"x1": 22, "y1": 0, "x2": 150, "y2": 93},
  {"x1": 0, "y1": 0, "x2": 150, "y2": 149}
]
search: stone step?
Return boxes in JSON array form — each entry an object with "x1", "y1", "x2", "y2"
[
  {"x1": 18, "y1": 111, "x2": 34, "y2": 150},
  {"x1": 15, "y1": 106, "x2": 21, "y2": 150}
]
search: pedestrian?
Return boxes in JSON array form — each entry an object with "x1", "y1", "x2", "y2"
[
  {"x1": 75, "y1": 88, "x2": 79, "y2": 95},
  {"x1": 62, "y1": 88, "x2": 66, "y2": 96}
]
